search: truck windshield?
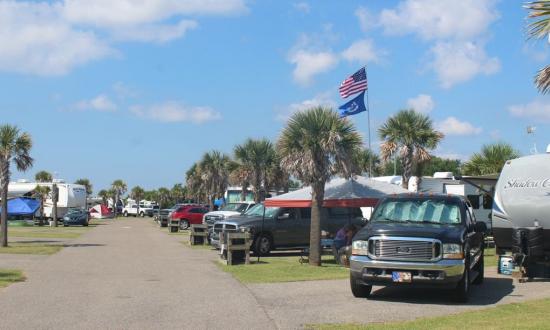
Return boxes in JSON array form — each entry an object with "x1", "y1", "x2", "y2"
[
  {"x1": 244, "y1": 204, "x2": 279, "y2": 218},
  {"x1": 221, "y1": 203, "x2": 248, "y2": 212},
  {"x1": 372, "y1": 199, "x2": 461, "y2": 225}
]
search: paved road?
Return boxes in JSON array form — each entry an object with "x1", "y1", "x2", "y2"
[
  {"x1": 2, "y1": 219, "x2": 550, "y2": 330},
  {"x1": 0, "y1": 219, "x2": 275, "y2": 330}
]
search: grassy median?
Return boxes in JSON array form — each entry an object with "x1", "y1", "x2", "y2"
[
  {"x1": 218, "y1": 255, "x2": 348, "y2": 283},
  {"x1": 0, "y1": 243, "x2": 64, "y2": 255},
  {"x1": 0, "y1": 269, "x2": 26, "y2": 288},
  {"x1": 307, "y1": 298, "x2": 550, "y2": 330},
  {"x1": 9, "y1": 225, "x2": 93, "y2": 239}
]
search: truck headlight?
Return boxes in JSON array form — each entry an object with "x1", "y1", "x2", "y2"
[
  {"x1": 443, "y1": 244, "x2": 464, "y2": 259},
  {"x1": 352, "y1": 240, "x2": 369, "y2": 256}
]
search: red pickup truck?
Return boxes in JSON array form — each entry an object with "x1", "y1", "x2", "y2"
[{"x1": 170, "y1": 205, "x2": 209, "y2": 229}]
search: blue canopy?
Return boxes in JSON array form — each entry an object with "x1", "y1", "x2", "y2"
[{"x1": 0, "y1": 197, "x2": 40, "y2": 216}]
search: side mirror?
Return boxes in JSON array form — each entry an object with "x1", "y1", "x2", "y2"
[
  {"x1": 474, "y1": 222, "x2": 487, "y2": 233},
  {"x1": 278, "y1": 213, "x2": 290, "y2": 220}
]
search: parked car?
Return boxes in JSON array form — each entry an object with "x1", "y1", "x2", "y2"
[
  {"x1": 211, "y1": 203, "x2": 365, "y2": 255},
  {"x1": 350, "y1": 194, "x2": 486, "y2": 302},
  {"x1": 203, "y1": 201, "x2": 255, "y2": 229},
  {"x1": 170, "y1": 205, "x2": 209, "y2": 229},
  {"x1": 155, "y1": 203, "x2": 192, "y2": 227},
  {"x1": 63, "y1": 208, "x2": 89, "y2": 227}
]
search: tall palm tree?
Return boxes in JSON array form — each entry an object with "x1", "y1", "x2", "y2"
[
  {"x1": 234, "y1": 139, "x2": 277, "y2": 202},
  {"x1": 75, "y1": 178, "x2": 92, "y2": 223},
  {"x1": 130, "y1": 186, "x2": 145, "y2": 216},
  {"x1": 462, "y1": 142, "x2": 521, "y2": 175},
  {"x1": 379, "y1": 110, "x2": 443, "y2": 189},
  {"x1": 199, "y1": 151, "x2": 231, "y2": 209},
  {"x1": 526, "y1": 1, "x2": 550, "y2": 94},
  {"x1": 229, "y1": 162, "x2": 251, "y2": 201},
  {"x1": 185, "y1": 163, "x2": 204, "y2": 203},
  {"x1": 110, "y1": 180, "x2": 127, "y2": 217},
  {"x1": 0, "y1": 125, "x2": 33, "y2": 247},
  {"x1": 278, "y1": 107, "x2": 362, "y2": 266},
  {"x1": 98, "y1": 189, "x2": 110, "y2": 205},
  {"x1": 171, "y1": 184, "x2": 186, "y2": 203},
  {"x1": 35, "y1": 171, "x2": 53, "y2": 225}
]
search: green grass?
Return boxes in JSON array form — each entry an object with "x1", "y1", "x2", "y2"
[
  {"x1": 9, "y1": 223, "x2": 95, "y2": 239},
  {"x1": 306, "y1": 298, "x2": 550, "y2": 330},
  {"x1": 218, "y1": 255, "x2": 348, "y2": 283},
  {"x1": 0, "y1": 243, "x2": 63, "y2": 255},
  {"x1": 0, "y1": 269, "x2": 26, "y2": 288},
  {"x1": 485, "y1": 247, "x2": 498, "y2": 268}
]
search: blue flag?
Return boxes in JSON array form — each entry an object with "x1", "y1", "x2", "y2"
[{"x1": 338, "y1": 91, "x2": 366, "y2": 117}]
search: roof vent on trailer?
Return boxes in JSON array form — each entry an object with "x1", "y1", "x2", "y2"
[
  {"x1": 547, "y1": 144, "x2": 550, "y2": 153},
  {"x1": 433, "y1": 172, "x2": 454, "y2": 179}
]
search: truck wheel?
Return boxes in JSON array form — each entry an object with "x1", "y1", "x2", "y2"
[
  {"x1": 180, "y1": 219, "x2": 190, "y2": 230},
  {"x1": 454, "y1": 261, "x2": 470, "y2": 303},
  {"x1": 350, "y1": 274, "x2": 372, "y2": 298},
  {"x1": 472, "y1": 252, "x2": 484, "y2": 285},
  {"x1": 253, "y1": 234, "x2": 272, "y2": 256},
  {"x1": 139, "y1": 211, "x2": 145, "y2": 217},
  {"x1": 123, "y1": 211, "x2": 128, "y2": 217}
]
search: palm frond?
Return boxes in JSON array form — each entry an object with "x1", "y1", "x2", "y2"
[{"x1": 535, "y1": 65, "x2": 550, "y2": 93}]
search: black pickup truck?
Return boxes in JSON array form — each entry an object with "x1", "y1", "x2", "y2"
[{"x1": 350, "y1": 194, "x2": 486, "y2": 302}]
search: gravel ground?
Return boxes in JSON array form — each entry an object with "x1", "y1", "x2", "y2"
[{"x1": 2, "y1": 219, "x2": 550, "y2": 330}]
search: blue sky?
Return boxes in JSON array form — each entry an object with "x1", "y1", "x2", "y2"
[{"x1": 1, "y1": 0, "x2": 549, "y2": 193}]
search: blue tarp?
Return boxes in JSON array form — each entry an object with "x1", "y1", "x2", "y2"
[{"x1": 0, "y1": 197, "x2": 40, "y2": 215}]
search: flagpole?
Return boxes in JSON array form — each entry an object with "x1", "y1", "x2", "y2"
[{"x1": 364, "y1": 66, "x2": 372, "y2": 177}]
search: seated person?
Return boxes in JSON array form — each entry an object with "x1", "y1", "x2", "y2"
[{"x1": 333, "y1": 224, "x2": 357, "y2": 265}]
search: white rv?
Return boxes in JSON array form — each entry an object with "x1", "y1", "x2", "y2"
[
  {"x1": 408, "y1": 172, "x2": 496, "y2": 231},
  {"x1": 7, "y1": 179, "x2": 87, "y2": 219}
]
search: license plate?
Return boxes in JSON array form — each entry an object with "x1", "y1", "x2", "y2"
[{"x1": 392, "y1": 271, "x2": 412, "y2": 283}]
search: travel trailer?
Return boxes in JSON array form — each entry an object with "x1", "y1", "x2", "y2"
[
  {"x1": 408, "y1": 172, "x2": 496, "y2": 231},
  {"x1": 7, "y1": 179, "x2": 86, "y2": 219},
  {"x1": 492, "y1": 150, "x2": 550, "y2": 279}
]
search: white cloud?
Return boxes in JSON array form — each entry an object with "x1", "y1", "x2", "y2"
[
  {"x1": 407, "y1": 94, "x2": 434, "y2": 113},
  {"x1": 355, "y1": 7, "x2": 375, "y2": 32},
  {"x1": 293, "y1": 2, "x2": 310, "y2": 13},
  {"x1": 130, "y1": 102, "x2": 222, "y2": 124},
  {"x1": 433, "y1": 151, "x2": 468, "y2": 161},
  {"x1": 509, "y1": 99, "x2": 550, "y2": 122},
  {"x1": 0, "y1": 0, "x2": 247, "y2": 76},
  {"x1": 435, "y1": 117, "x2": 482, "y2": 136},
  {"x1": 74, "y1": 94, "x2": 117, "y2": 112},
  {"x1": 276, "y1": 92, "x2": 336, "y2": 121},
  {"x1": 379, "y1": 0, "x2": 499, "y2": 41},
  {"x1": 341, "y1": 39, "x2": 382, "y2": 64},
  {"x1": 288, "y1": 50, "x2": 339, "y2": 86},
  {"x1": 430, "y1": 41, "x2": 500, "y2": 88},
  {"x1": 112, "y1": 82, "x2": 138, "y2": 99},
  {"x1": 0, "y1": 1, "x2": 114, "y2": 76}
]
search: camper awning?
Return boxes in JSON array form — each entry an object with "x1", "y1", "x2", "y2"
[
  {"x1": 0, "y1": 197, "x2": 40, "y2": 215},
  {"x1": 264, "y1": 176, "x2": 409, "y2": 208}
]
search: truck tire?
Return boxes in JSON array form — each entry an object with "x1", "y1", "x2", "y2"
[
  {"x1": 472, "y1": 251, "x2": 484, "y2": 285},
  {"x1": 253, "y1": 234, "x2": 272, "y2": 256},
  {"x1": 123, "y1": 211, "x2": 128, "y2": 217},
  {"x1": 180, "y1": 219, "x2": 190, "y2": 230},
  {"x1": 139, "y1": 211, "x2": 145, "y2": 217},
  {"x1": 454, "y1": 260, "x2": 470, "y2": 303},
  {"x1": 350, "y1": 274, "x2": 372, "y2": 298}
]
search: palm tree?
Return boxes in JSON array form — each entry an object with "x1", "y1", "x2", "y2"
[
  {"x1": 0, "y1": 125, "x2": 33, "y2": 247},
  {"x1": 185, "y1": 163, "x2": 204, "y2": 203},
  {"x1": 98, "y1": 189, "x2": 110, "y2": 205},
  {"x1": 130, "y1": 186, "x2": 145, "y2": 216},
  {"x1": 171, "y1": 184, "x2": 186, "y2": 203},
  {"x1": 278, "y1": 107, "x2": 362, "y2": 266},
  {"x1": 35, "y1": 171, "x2": 53, "y2": 225},
  {"x1": 199, "y1": 151, "x2": 231, "y2": 209},
  {"x1": 75, "y1": 178, "x2": 92, "y2": 223},
  {"x1": 234, "y1": 139, "x2": 277, "y2": 202},
  {"x1": 157, "y1": 187, "x2": 171, "y2": 208},
  {"x1": 526, "y1": 1, "x2": 550, "y2": 93},
  {"x1": 110, "y1": 180, "x2": 127, "y2": 217},
  {"x1": 379, "y1": 109, "x2": 443, "y2": 189},
  {"x1": 229, "y1": 162, "x2": 251, "y2": 201},
  {"x1": 354, "y1": 148, "x2": 381, "y2": 177},
  {"x1": 462, "y1": 142, "x2": 520, "y2": 175}
]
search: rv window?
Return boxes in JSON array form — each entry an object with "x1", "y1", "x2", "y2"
[
  {"x1": 482, "y1": 194, "x2": 493, "y2": 209},
  {"x1": 467, "y1": 195, "x2": 480, "y2": 209},
  {"x1": 300, "y1": 208, "x2": 311, "y2": 219},
  {"x1": 329, "y1": 208, "x2": 349, "y2": 216}
]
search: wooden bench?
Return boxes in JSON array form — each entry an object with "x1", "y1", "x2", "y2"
[
  {"x1": 220, "y1": 231, "x2": 251, "y2": 265},
  {"x1": 168, "y1": 219, "x2": 180, "y2": 233},
  {"x1": 189, "y1": 224, "x2": 208, "y2": 245}
]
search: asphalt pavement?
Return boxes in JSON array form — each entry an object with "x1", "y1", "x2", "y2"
[{"x1": 1, "y1": 219, "x2": 550, "y2": 330}]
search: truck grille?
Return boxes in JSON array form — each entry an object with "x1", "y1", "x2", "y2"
[
  {"x1": 368, "y1": 237, "x2": 441, "y2": 262},
  {"x1": 204, "y1": 215, "x2": 223, "y2": 225},
  {"x1": 213, "y1": 223, "x2": 237, "y2": 233}
]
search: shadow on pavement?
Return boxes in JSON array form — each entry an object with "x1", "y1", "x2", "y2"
[
  {"x1": 368, "y1": 277, "x2": 514, "y2": 306},
  {"x1": 11, "y1": 240, "x2": 64, "y2": 244},
  {"x1": 62, "y1": 244, "x2": 105, "y2": 248}
]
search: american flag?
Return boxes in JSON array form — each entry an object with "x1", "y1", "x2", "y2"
[{"x1": 339, "y1": 67, "x2": 367, "y2": 98}]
